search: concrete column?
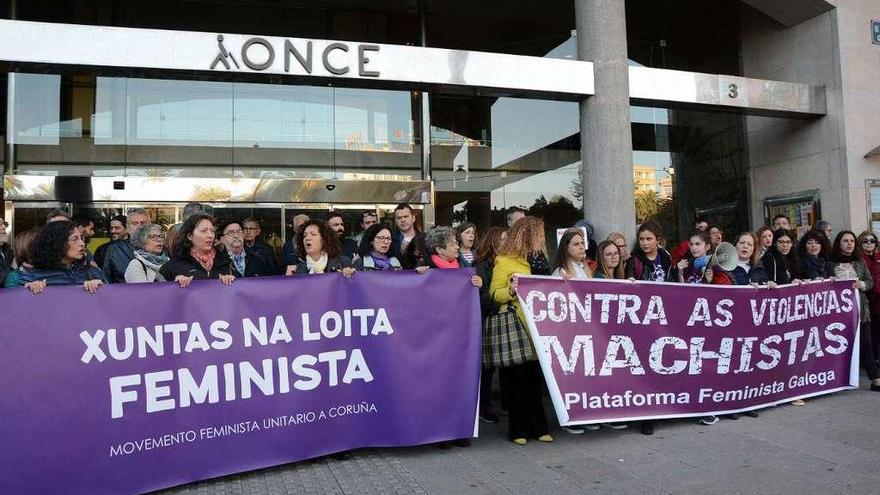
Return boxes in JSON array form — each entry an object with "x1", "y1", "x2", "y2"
[{"x1": 575, "y1": 0, "x2": 635, "y2": 239}]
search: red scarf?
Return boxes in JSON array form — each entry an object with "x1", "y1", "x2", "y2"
[
  {"x1": 431, "y1": 254, "x2": 460, "y2": 269},
  {"x1": 190, "y1": 248, "x2": 216, "y2": 273}
]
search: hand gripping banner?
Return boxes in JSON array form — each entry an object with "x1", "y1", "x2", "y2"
[
  {"x1": 517, "y1": 277, "x2": 860, "y2": 426},
  {"x1": 0, "y1": 270, "x2": 481, "y2": 495}
]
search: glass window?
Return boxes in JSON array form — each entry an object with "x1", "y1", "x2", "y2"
[{"x1": 9, "y1": 73, "x2": 421, "y2": 180}]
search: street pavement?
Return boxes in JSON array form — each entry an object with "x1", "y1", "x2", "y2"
[{"x1": 156, "y1": 377, "x2": 880, "y2": 495}]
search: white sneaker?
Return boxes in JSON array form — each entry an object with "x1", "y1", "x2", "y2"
[
  {"x1": 698, "y1": 415, "x2": 719, "y2": 425},
  {"x1": 562, "y1": 426, "x2": 585, "y2": 435},
  {"x1": 602, "y1": 422, "x2": 628, "y2": 430}
]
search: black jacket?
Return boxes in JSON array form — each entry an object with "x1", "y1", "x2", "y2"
[
  {"x1": 224, "y1": 248, "x2": 275, "y2": 278},
  {"x1": 625, "y1": 248, "x2": 676, "y2": 282},
  {"x1": 246, "y1": 242, "x2": 278, "y2": 274},
  {"x1": 293, "y1": 256, "x2": 351, "y2": 274},
  {"x1": 475, "y1": 259, "x2": 500, "y2": 318},
  {"x1": 761, "y1": 251, "x2": 792, "y2": 285},
  {"x1": 341, "y1": 238, "x2": 359, "y2": 260},
  {"x1": 159, "y1": 248, "x2": 234, "y2": 281},
  {"x1": 101, "y1": 239, "x2": 135, "y2": 283},
  {"x1": 0, "y1": 242, "x2": 11, "y2": 287}
]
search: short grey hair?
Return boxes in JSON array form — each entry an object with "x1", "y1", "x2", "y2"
[
  {"x1": 183, "y1": 202, "x2": 207, "y2": 219},
  {"x1": 131, "y1": 223, "x2": 163, "y2": 250},
  {"x1": 425, "y1": 226, "x2": 456, "y2": 254},
  {"x1": 816, "y1": 220, "x2": 831, "y2": 231},
  {"x1": 127, "y1": 207, "x2": 148, "y2": 220}
]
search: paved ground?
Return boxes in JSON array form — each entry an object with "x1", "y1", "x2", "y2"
[{"x1": 156, "y1": 378, "x2": 880, "y2": 495}]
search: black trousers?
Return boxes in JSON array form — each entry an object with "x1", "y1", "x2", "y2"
[
  {"x1": 862, "y1": 318, "x2": 880, "y2": 381},
  {"x1": 872, "y1": 317, "x2": 880, "y2": 364},
  {"x1": 479, "y1": 366, "x2": 495, "y2": 414},
  {"x1": 499, "y1": 361, "x2": 549, "y2": 440}
]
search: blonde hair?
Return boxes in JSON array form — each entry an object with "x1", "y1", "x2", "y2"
[{"x1": 500, "y1": 216, "x2": 546, "y2": 258}]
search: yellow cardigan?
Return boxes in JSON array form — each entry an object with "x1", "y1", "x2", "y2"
[{"x1": 490, "y1": 254, "x2": 531, "y2": 324}]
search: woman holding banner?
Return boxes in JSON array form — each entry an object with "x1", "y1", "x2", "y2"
[
  {"x1": 18, "y1": 220, "x2": 106, "y2": 294},
  {"x1": 761, "y1": 229, "x2": 797, "y2": 286},
  {"x1": 352, "y1": 223, "x2": 403, "y2": 271},
  {"x1": 124, "y1": 223, "x2": 169, "y2": 283},
  {"x1": 3, "y1": 229, "x2": 38, "y2": 288},
  {"x1": 727, "y1": 232, "x2": 769, "y2": 286},
  {"x1": 594, "y1": 240, "x2": 626, "y2": 280},
  {"x1": 490, "y1": 216, "x2": 553, "y2": 446},
  {"x1": 159, "y1": 213, "x2": 236, "y2": 288},
  {"x1": 424, "y1": 226, "x2": 483, "y2": 288},
  {"x1": 286, "y1": 220, "x2": 354, "y2": 277},
  {"x1": 829, "y1": 231, "x2": 880, "y2": 391},
  {"x1": 792, "y1": 230, "x2": 832, "y2": 281}
]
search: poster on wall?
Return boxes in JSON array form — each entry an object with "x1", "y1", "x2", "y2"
[{"x1": 763, "y1": 190, "x2": 821, "y2": 236}]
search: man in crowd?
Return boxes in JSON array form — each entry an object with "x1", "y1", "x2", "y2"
[
  {"x1": 281, "y1": 213, "x2": 311, "y2": 268},
  {"x1": 46, "y1": 209, "x2": 71, "y2": 223},
  {"x1": 218, "y1": 220, "x2": 273, "y2": 277},
  {"x1": 672, "y1": 216, "x2": 709, "y2": 264},
  {"x1": 772, "y1": 214, "x2": 791, "y2": 231},
  {"x1": 816, "y1": 220, "x2": 833, "y2": 240},
  {"x1": 327, "y1": 211, "x2": 359, "y2": 259},
  {"x1": 242, "y1": 217, "x2": 278, "y2": 273},
  {"x1": 392, "y1": 204, "x2": 420, "y2": 257},
  {"x1": 94, "y1": 215, "x2": 127, "y2": 268},
  {"x1": 71, "y1": 213, "x2": 97, "y2": 265},
  {"x1": 506, "y1": 206, "x2": 526, "y2": 228},
  {"x1": 102, "y1": 208, "x2": 150, "y2": 283},
  {"x1": 353, "y1": 210, "x2": 379, "y2": 243}
]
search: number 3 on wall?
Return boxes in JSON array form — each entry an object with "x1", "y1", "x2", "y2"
[{"x1": 728, "y1": 83, "x2": 738, "y2": 99}]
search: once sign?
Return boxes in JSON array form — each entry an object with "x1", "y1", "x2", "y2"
[{"x1": 211, "y1": 34, "x2": 380, "y2": 77}]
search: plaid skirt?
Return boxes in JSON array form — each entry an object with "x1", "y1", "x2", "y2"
[{"x1": 482, "y1": 308, "x2": 536, "y2": 368}]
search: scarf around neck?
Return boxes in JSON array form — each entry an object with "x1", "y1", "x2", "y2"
[
  {"x1": 431, "y1": 254, "x2": 460, "y2": 269},
  {"x1": 836, "y1": 253, "x2": 857, "y2": 264},
  {"x1": 190, "y1": 248, "x2": 215, "y2": 273},
  {"x1": 306, "y1": 252, "x2": 329, "y2": 274},
  {"x1": 371, "y1": 252, "x2": 392, "y2": 270},
  {"x1": 802, "y1": 255, "x2": 828, "y2": 279},
  {"x1": 136, "y1": 250, "x2": 169, "y2": 271}
]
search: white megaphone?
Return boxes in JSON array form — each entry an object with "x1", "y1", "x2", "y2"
[{"x1": 710, "y1": 242, "x2": 739, "y2": 272}]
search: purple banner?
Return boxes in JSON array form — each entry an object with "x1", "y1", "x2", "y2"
[
  {"x1": 0, "y1": 270, "x2": 481, "y2": 495},
  {"x1": 517, "y1": 277, "x2": 860, "y2": 425}
]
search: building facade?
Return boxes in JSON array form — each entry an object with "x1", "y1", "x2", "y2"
[{"x1": 0, "y1": 0, "x2": 876, "y2": 249}]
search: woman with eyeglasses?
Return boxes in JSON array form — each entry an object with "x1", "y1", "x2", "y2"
[
  {"x1": 760, "y1": 229, "x2": 798, "y2": 286},
  {"x1": 124, "y1": 224, "x2": 169, "y2": 283},
  {"x1": 830, "y1": 231, "x2": 880, "y2": 392},
  {"x1": 594, "y1": 240, "x2": 626, "y2": 280},
  {"x1": 860, "y1": 231, "x2": 880, "y2": 367},
  {"x1": 352, "y1": 223, "x2": 402, "y2": 271},
  {"x1": 17, "y1": 220, "x2": 107, "y2": 294}
]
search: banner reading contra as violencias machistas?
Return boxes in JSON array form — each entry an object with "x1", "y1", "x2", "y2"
[
  {"x1": 517, "y1": 277, "x2": 860, "y2": 426},
  {"x1": 0, "y1": 270, "x2": 481, "y2": 495}
]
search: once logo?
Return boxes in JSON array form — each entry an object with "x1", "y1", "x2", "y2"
[{"x1": 210, "y1": 34, "x2": 381, "y2": 77}]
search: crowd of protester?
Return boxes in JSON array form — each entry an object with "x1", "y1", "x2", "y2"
[{"x1": 0, "y1": 203, "x2": 877, "y2": 446}]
